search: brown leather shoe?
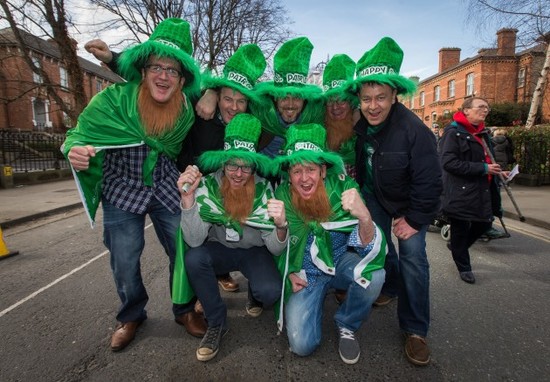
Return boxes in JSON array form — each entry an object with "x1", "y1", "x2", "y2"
[
  {"x1": 110, "y1": 321, "x2": 142, "y2": 352},
  {"x1": 404, "y1": 334, "x2": 431, "y2": 366},
  {"x1": 217, "y1": 274, "x2": 239, "y2": 292},
  {"x1": 175, "y1": 311, "x2": 207, "y2": 338}
]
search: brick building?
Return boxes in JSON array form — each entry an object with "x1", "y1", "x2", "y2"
[
  {"x1": 405, "y1": 28, "x2": 549, "y2": 126},
  {"x1": 0, "y1": 27, "x2": 121, "y2": 132}
]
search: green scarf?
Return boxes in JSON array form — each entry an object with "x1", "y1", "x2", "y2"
[
  {"x1": 172, "y1": 172, "x2": 276, "y2": 304},
  {"x1": 62, "y1": 81, "x2": 194, "y2": 226},
  {"x1": 338, "y1": 136, "x2": 357, "y2": 166}
]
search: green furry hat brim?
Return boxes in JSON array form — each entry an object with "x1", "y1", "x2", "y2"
[
  {"x1": 198, "y1": 150, "x2": 274, "y2": 177},
  {"x1": 117, "y1": 40, "x2": 202, "y2": 99},
  {"x1": 255, "y1": 81, "x2": 323, "y2": 101},
  {"x1": 201, "y1": 72, "x2": 263, "y2": 106},
  {"x1": 346, "y1": 74, "x2": 417, "y2": 96},
  {"x1": 322, "y1": 88, "x2": 359, "y2": 108},
  {"x1": 274, "y1": 150, "x2": 345, "y2": 176}
]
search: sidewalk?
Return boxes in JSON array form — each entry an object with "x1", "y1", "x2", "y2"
[{"x1": 1, "y1": 179, "x2": 549, "y2": 230}]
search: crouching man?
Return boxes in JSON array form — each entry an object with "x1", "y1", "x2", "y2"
[
  {"x1": 176, "y1": 113, "x2": 288, "y2": 361},
  {"x1": 273, "y1": 123, "x2": 387, "y2": 364}
]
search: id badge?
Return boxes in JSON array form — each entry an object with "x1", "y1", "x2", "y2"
[{"x1": 226, "y1": 227, "x2": 240, "y2": 242}]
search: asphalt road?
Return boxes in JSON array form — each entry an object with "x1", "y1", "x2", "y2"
[{"x1": 0, "y1": 210, "x2": 549, "y2": 382}]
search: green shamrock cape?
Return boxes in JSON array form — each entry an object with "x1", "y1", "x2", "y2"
[
  {"x1": 273, "y1": 173, "x2": 387, "y2": 331},
  {"x1": 172, "y1": 172, "x2": 276, "y2": 304},
  {"x1": 62, "y1": 81, "x2": 194, "y2": 227}
]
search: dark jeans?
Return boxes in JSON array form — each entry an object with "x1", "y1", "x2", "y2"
[
  {"x1": 449, "y1": 218, "x2": 492, "y2": 272},
  {"x1": 102, "y1": 197, "x2": 194, "y2": 323},
  {"x1": 184, "y1": 241, "x2": 282, "y2": 328},
  {"x1": 364, "y1": 193, "x2": 431, "y2": 337}
]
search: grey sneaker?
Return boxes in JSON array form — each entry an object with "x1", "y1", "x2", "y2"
[
  {"x1": 246, "y1": 291, "x2": 263, "y2": 318},
  {"x1": 196, "y1": 326, "x2": 228, "y2": 362},
  {"x1": 338, "y1": 326, "x2": 360, "y2": 364}
]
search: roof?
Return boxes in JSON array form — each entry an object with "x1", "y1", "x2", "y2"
[
  {"x1": 419, "y1": 41, "x2": 547, "y2": 85},
  {"x1": 0, "y1": 27, "x2": 122, "y2": 83}
]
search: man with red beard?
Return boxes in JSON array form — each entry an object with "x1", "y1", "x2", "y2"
[
  {"x1": 63, "y1": 19, "x2": 207, "y2": 352},
  {"x1": 273, "y1": 123, "x2": 387, "y2": 365},
  {"x1": 322, "y1": 54, "x2": 360, "y2": 179},
  {"x1": 176, "y1": 113, "x2": 288, "y2": 362}
]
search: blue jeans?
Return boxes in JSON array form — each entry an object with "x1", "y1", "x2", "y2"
[
  {"x1": 102, "y1": 197, "x2": 194, "y2": 323},
  {"x1": 284, "y1": 251, "x2": 385, "y2": 356},
  {"x1": 364, "y1": 193, "x2": 431, "y2": 337},
  {"x1": 184, "y1": 241, "x2": 282, "y2": 328}
]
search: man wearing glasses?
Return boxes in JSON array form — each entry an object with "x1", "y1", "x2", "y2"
[
  {"x1": 177, "y1": 114, "x2": 287, "y2": 361},
  {"x1": 63, "y1": 19, "x2": 207, "y2": 352}
]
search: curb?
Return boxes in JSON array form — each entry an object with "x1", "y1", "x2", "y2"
[
  {"x1": 1, "y1": 203, "x2": 83, "y2": 229},
  {"x1": 502, "y1": 211, "x2": 550, "y2": 231}
]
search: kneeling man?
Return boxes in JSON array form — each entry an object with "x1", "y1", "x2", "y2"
[
  {"x1": 177, "y1": 113, "x2": 287, "y2": 361},
  {"x1": 274, "y1": 123, "x2": 387, "y2": 364}
]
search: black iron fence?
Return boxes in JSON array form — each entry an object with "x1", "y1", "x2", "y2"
[
  {"x1": 513, "y1": 135, "x2": 550, "y2": 185},
  {"x1": 0, "y1": 129, "x2": 69, "y2": 172}
]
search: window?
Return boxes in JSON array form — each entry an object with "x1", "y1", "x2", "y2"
[
  {"x1": 448, "y1": 80, "x2": 455, "y2": 98},
  {"x1": 32, "y1": 57, "x2": 43, "y2": 84},
  {"x1": 420, "y1": 91, "x2": 425, "y2": 107},
  {"x1": 466, "y1": 73, "x2": 474, "y2": 96},
  {"x1": 96, "y1": 79, "x2": 103, "y2": 93},
  {"x1": 432, "y1": 112, "x2": 437, "y2": 122},
  {"x1": 518, "y1": 68, "x2": 525, "y2": 88},
  {"x1": 443, "y1": 109, "x2": 451, "y2": 117},
  {"x1": 59, "y1": 67, "x2": 68, "y2": 88},
  {"x1": 434, "y1": 86, "x2": 440, "y2": 102},
  {"x1": 410, "y1": 94, "x2": 415, "y2": 108}
]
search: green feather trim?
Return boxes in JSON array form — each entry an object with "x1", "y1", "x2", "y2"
[
  {"x1": 346, "y1": 74, "x2": 417, "y2": 96},
  {"x1": 255, "y1": 81, "x2": 323, "y2": 101},
  {"x1": 198, "y1": 150, "x2": 274, "y2": 177},
  {"x1": 117, "y1": 41, "x2": 202, "y2": 100},
  {"x1": 274, "y1": 150, "x2": 345, "y2": 175}
]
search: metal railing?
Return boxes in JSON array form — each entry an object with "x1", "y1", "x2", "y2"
[
  {"x1": 0, "y1": 129, "x2": 69, "y2": 172},
  {"x1": 513, "y1": 135, "x2": 550, "y2": 185}
]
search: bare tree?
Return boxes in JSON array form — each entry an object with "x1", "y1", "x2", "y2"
[
  {"x1": 88, "y1": 0, "x2": 292, "y2": 70},
  {"x1": 467, "y1": 0, "x2": 550, "y2": 128},
  {"x1": 0, "y1": 0, "x2": 88, "y2": 126}
]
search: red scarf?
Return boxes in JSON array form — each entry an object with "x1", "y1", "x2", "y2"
[{"x1": 453, "y1": 111, "x2": 492, "y2": 181}]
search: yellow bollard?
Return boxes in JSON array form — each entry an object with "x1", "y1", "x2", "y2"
[{"x1": 0, "y1": 226, "x2": 19, "y2": 260}]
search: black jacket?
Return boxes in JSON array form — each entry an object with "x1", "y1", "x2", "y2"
[
  {"x1": 439, "y1": 122, "x2": 502, "y2": 221},
  {"x1": 176, "y1": 113, "x2": 226, "y2": 171},
  {"x1": 354, "y1": 102, "x2": 442, "y2": 229}
]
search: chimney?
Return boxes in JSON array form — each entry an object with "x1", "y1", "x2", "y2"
[
  {"x1": 439, "y1": 48, "x2": 461, "y2": 73},
  {"x1": 496, "y1": 28, "x2": 517, "y2": 56}
]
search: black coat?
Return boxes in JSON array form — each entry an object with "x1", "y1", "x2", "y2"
[
  {"x1": 355, "y1": 102, "x2": 442, "y2": 229},
  {"x1": 439, "y1": 122, "x2": 502, "y2": 221}
]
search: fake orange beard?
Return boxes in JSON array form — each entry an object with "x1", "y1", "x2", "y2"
[
  {"x1": 325, "y1": 110, "x2": 354, "y2": 152},
  {"x1": 221, "y1": 175, "x2": 255, "y2": 223},
  {"x1": 137, "y1": 81, "x2": 185, "y2": 136},
  {"x1": 290, "y1": 180, "x2": 332, "y2": 222}
]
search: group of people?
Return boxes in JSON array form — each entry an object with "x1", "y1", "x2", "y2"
[{"x1": 62, "y1": 16, "x2": 507, "y2": 368}]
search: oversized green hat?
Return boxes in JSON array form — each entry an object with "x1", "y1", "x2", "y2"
[
  {"x1": 201, "y1": 44, "x2": 266, "y2": 104},
  {"x1": 256, "y1": 37, "x2": 322, "y2": 100},
  {"x1": 275, "y1": 123, "x2": 344, "y2": 174},
  {"x1": 198, "y1": 113, "x2": 272, "y2": 176},
  {"x1": 345, "y1": 37, "x2": 417, "y2": 96},
  {"x1": 118, "y1": 18, "x2": 201, "y2": 98},
  {"x1": 322, "y1": 54, "x2": 357, "y2": 105}
]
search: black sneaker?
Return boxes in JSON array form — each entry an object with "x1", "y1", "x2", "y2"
[
  {"x1": 196, "y1": 326, "x2": 228, "y2": 362},
  {"x1": 246, "y1": 288, "x2": 263, "y2": 317},
  {"x1": 337, "y1": 326, "x2": 360, "y2": 364}
]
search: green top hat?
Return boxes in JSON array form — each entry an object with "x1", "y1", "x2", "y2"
[
  {"x1": 345, "y1": 37, "x2": 416, "y2": 96},
  {"x1": 118, "y1": 18, "x2": 201, "y2": 99},
  {"x1": 198, "y1": 113, "x2": 272, "y2": 176},
  {"x1": 201, "y1": 44, "x2": 267, "y2": 105},
  {"x1": 274, "y1": 123, "x2": 344, "y2": 175},
  {"x1": 256, "y1": 37, "x2": 322, "y2": 100},
  {"x1": 322, "y1": 54, "x2": 357, "y2": 105}
]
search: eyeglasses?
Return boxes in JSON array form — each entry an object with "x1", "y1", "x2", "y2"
[
  {"x1": 144, "y1": 64, "x2": 182, "y2": 78},
  {"x1": 224, "y1": 163, "x2": 254, "y2": 174},
  {"x1": 471, "y1": 105, "x2": 491, "y2": 112}
]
